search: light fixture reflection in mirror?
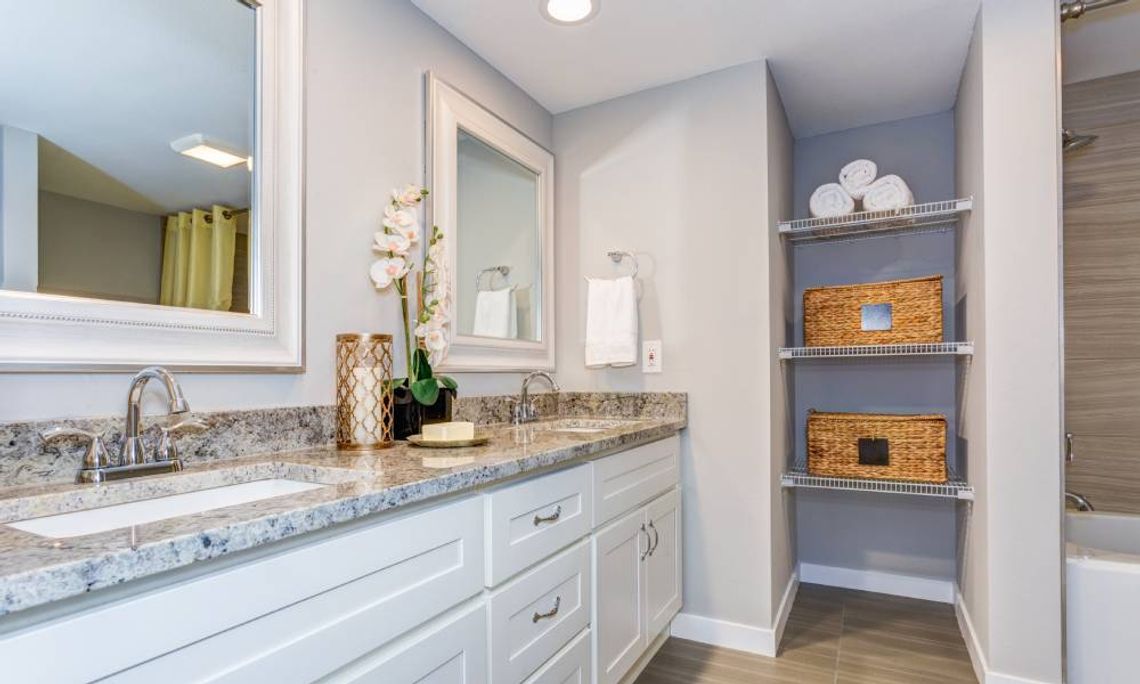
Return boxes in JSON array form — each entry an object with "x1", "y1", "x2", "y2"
[{"x1": 456, "y1": 130, "x2": 542, "y2": 342}]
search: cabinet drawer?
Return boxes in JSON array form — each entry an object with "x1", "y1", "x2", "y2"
[
  {"x1": 489, "y1": 541, "x2": 591, "y2": 684},
  {"x1": 592, "y1": 435, "x2": 680, "y2": 527},
  {"x1": 523, "y1": 628, "x2": 590, "y2": 684},
  {"x1": 485, "y1": 464, "x2": 592, "y2": 586},
  {"x1": 56, "y1": 497, "x2": 485, "y2": 684},
  {"x1": 320, "y1": 602, "x2": 487, "y2": 683}
]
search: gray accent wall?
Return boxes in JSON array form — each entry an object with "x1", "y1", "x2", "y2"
[{"x1": 790, "y1": 111, "x2": 960, "y2": 583}]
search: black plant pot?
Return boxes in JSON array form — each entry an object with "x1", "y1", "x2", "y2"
[
  {"x1": 392, "y1": 386, "x2": 456, "y2": 440},
  {"x1": 422, "y1": 387, "x2": 456, "y2": 426}
]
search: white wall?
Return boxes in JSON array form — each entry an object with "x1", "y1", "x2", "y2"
[
  {"x1": 956, "y1": 1, "x2": 1064, "y2": 681},
  {"x1": 0, "y1": 125, "x2": 37, "y2": 291},
  {"x1": 0, "y1": 0, "x2": 552, "y2": 421},
  {"x1": 553, "y1": 61, "x2": 787, "y2": 642},
  {"x1": 765, "y1": 66, "x2": 796, "y2": 623}
]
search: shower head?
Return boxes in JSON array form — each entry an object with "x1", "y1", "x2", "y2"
[
  {"x1": 1061, "y1": 0, "x2": 1132, "y2": 22},
  {"x1": 1062, "y1": 128, "x2": 1098, "y2": 153}
]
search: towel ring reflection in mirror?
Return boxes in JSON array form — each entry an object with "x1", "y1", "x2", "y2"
[
  {"x1": 607, "y1": 250, "x2": 638, "y2": 278},
  {"x1": 476, "y1": 265, "x2": 511, "y2": 291}
]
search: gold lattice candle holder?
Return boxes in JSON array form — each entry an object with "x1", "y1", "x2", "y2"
[{"x1": 335, "y1": 333, "x2": 394, "y2": 450}]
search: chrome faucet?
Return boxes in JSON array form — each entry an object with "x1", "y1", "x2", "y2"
[
  {"x1": 514, "y1": 371, "x2": 560, "y2": 424},
  {"x1": 1066, "y1": 491, "x2": 1095, "y2": 512},
  {"x1": 122, "y1": 367, "x2": 190, "y2": 466},
  {"x1": 41, "y1": 366, "x2": 201, "y2": 483}
]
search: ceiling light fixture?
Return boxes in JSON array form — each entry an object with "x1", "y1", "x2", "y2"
[
  {"x1": 170, "y1": 133, "x2": 248, "y2": 169},
  {"x1": 540, "y1": 0, "x2": 598, "y2": 25}
]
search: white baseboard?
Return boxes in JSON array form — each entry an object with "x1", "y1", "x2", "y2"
[
  {"x1": 670, "y1": 572, "x2": 798, "y2": 658},
  {"x1": 798, "y1": 562, "x2": 955, "y2": 604},
  {"x1": 955, "y1": 586, "x2": 1051, "y2": 684},
  {"x1": 771, "y1": 571, "x2": 799, "y2": 651}
]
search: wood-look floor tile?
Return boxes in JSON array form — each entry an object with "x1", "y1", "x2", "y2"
[{"x1": 636, "y1": 585, "x2": 977, "y2": 684}]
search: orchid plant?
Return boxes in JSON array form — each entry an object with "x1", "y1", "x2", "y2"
[{"x1": 370, "y1": 184, "x2": 456, "y2": 406}]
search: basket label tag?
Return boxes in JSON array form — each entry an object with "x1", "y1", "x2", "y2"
[
  {"x1": 858, "y1": 438, "x2": 890, "y2": 466},
  {"x1": 861, "y1": 303, "x2": 893, "y2": 331}
]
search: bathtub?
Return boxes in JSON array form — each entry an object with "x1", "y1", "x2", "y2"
[{"x1": 1066, "y1": 511, "x2": 1140, "y2": 684}]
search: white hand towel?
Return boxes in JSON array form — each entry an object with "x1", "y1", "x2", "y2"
[
  {"x1": 585, "y1": 276, "x2": 638, "y2": 369},
  {"x1": 838, "y1": 159, "x2": 878, "y2": 200},
  {"x1": 862, "y1": 174, "x2": 915, "y2": 211},
  {"x1": 809, "y1": 183, "x2": 855, "y2": 218},
  {"x1": 473, "y1": 287, "x2": 517, "y2": 339}
]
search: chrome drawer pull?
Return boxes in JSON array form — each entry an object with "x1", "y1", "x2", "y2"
[
  {"x1": 533, "y1": 505, "x2": 562, "y2": 526},
  {"x1": 648, "y1": 520, "x2": 660, "y2": 556},
  {"x1": 532, "y1": 596, "x2": 561, "y2": 623},
  {"x1": 640, "y1": 523, "x2": 650, "y2": 561}
]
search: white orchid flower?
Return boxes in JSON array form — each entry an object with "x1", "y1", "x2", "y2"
[
  {"x1": 414, "y1": 322, "x2": 431, "y2": 339},
  {"x1": 424, "y1": 328, "x2": 448, "y2": 352},
  {"x1": 374, "y1": 231, "x2": 410, "y2": 256},
  {"x1": 394, "y1": 223, "x2": 421, "y2": 244},
  {"x1": 382, "y1": 204, "x2": 418, "y2": 232},
  {"x1": 392, "y1": 185, "x2": 425, "y2": 207},
  {"x1": 369, "y1": 256, "x2": 408, "y2": 289}
]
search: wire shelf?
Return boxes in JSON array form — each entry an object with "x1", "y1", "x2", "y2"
[
  {"x1": 778, "y1": 341, "x2": 974, "y2": 361},
  {"x1": 778, "y1": 198, "x2": 973, "y2": 243},
  {"x1": 781, "y1": 469, "x2": 974, "y2": 501}
]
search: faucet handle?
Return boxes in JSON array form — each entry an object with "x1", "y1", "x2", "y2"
[
  {"x1": 41, "y1": 427, "x2": 110, "y2": 470},
  {"x1": 155, "y1": 417, "x2": 207, "y2": 463}
]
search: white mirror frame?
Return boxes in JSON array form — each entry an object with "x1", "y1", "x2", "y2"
[
  {"x1": 0, "y1": 0, "x2": 304, "y2": 372},
  {"x1": 426, "y1": 73, "x2": 555, "y2": 372}
]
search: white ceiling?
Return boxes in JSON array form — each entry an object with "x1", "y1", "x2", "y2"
[
  {"x1": 0, "y1": 0, "x2": 254, "y2": 215},
  {"x1": 412, "y1": 0, "x2": 981, "y2": 138},
  {"x1": 1062, "y1": 0, "x2": 1140, "y2": 84}
]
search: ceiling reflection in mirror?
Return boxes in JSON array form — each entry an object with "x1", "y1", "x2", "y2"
[
  {"x1": 0, "y1": 0, "x2": 255, "y2": 313},
  {"x1": 456, "y1": 129, "x2": 542, "y2": 342}
]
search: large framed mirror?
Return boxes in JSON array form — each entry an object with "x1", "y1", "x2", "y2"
[
  {"x1": 426, "y1": 73, "x2": 555, "y2": 371},
  {"x1": 0, "y1": 0, "x2": 303, "y2": 371}
]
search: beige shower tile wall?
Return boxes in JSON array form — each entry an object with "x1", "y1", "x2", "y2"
[{"x1": 1064, "y1": 70, "x2": 1140, "y2": 514}]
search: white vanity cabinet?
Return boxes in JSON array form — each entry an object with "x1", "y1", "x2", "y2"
[
  {"x1": 590, "y1": 436, "x2": 683, "y2": 684},
  {"x1": 0, "y1": 433, "x2": 683, "y2": 684}
]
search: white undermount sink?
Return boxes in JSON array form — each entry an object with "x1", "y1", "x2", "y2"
[
  {"x1": 7, "y1": 479, "x2": 324, "y2": 539},
  {"x1": 540, "y1": 418, "x2": 629, "y2": 434}
]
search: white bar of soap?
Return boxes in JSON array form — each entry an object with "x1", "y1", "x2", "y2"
[{"x1": 421, "y1": 421, "x2": 475, "y2": 441}]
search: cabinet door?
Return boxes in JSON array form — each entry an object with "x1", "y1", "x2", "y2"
[
  {"x1": 319, "y1": 602, "x2": 487, "y2": 683},
  {"x1": 645, "y1": 488, "x2": 682, "y2": 638},
  {"x1": 592, "y1": 508, "x2": 648, "y2": 684}
]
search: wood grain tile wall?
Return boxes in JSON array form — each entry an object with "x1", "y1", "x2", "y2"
[{"x1": 1063, "y1": 70, "x2": 1140, "y2": 514}]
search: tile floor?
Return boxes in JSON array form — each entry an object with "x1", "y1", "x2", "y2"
[{"x1": 636, "y1": 583, "x2": 977, "y2": 683}]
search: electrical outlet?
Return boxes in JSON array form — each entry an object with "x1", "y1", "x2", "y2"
[{"x1": 642, "y1": 340, "x2": 662, "y2": 373}]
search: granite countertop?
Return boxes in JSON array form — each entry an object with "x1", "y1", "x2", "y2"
[{"x1": 0, "y1": 414, "x2": 684, "y2": 617}]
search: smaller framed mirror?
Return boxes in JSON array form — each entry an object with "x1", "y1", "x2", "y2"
[{"x1": 427, "y1": 73, "x2": 555, "y2": 371}]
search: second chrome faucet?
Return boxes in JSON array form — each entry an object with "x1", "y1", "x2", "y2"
[{"x1": 513, "y1": 371, "x2": 560, "y2": 424}]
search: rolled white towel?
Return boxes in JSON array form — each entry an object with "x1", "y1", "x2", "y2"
[
  {"x1": 809, "y1": 183, "x2": 855, "y2": 218},
  {"x1": 838, "y1": 159, "x2": 878, "y2": 200},
  {"x1": 862, "y1": 174, "x2": 914, "y2": 212}
]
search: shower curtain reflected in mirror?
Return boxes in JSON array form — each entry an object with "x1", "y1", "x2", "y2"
[{"x1": 159, "y1": 205, "x2": 238, "y2": 311}]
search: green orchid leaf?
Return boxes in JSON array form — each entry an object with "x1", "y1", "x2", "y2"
[
  {"x1": 437, "y1": 375, "x2": 458, "y2": 391},
  {"x1": 412, "y1": 348, "x2": 433, "y2": 380},
  {"x1": 411, "y1": 377, "x2": 440, "y2": 405}
]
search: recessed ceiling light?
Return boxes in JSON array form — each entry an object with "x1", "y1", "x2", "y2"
[
  {"x1": 540, "y1": 0, "x2": 599, "y2": 25},
  {"x1": 170, "y1": 133, "x2": 248, "y2": 169}
]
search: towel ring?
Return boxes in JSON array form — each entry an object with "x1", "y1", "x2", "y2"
[
  {"x1": 606, "y1": 250, "x2": 638, "y2": 278},
  {"x1": 476, "y1": 265, "x2": 511, "y2": 291}
]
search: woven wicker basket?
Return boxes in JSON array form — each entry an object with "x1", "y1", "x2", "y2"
[
  {"x1": 803, "y1": 275, "x2": 943, "y2": 347},
  {"x1": 807, "y1": 411, "x2": 948, "y2": 483}
]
